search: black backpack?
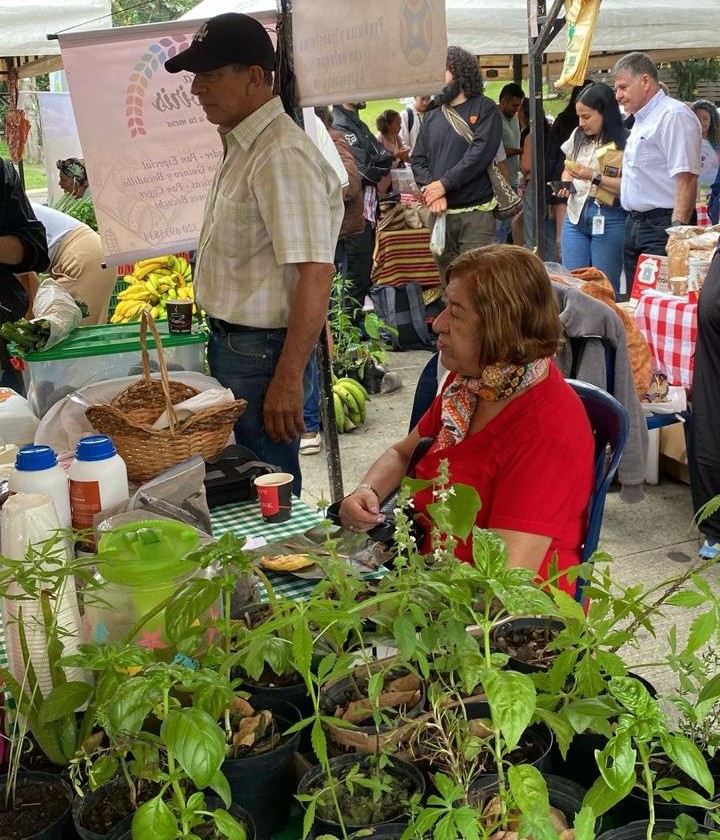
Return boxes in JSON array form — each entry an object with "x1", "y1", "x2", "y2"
[
  {"x1": 406, "y1": 107, "x2": 414, "y2": 134},
  {"x1": 370, "y1": 282, "x2": 430, "y2": 351}
]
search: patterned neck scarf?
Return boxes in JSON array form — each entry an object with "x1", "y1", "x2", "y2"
[{"x1": 431, "y1": 358, "x2": 550, "y2": 453}]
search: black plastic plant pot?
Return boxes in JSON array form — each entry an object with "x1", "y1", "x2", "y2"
[
  {"x1": 108, "y1": 796, "x2": 255, "y2": 840},
  {"x1": 597, "y1": 819, "x2": 712, "y2": 840},
  {"x1": 463, "y1": 700, "x2": 554, "y2": 774},
  {"x1": 222, "y1": 694, "x2": 302, "y2": 840},
  {"x1": 319, "y1": 669, "x2": 426, "y2": 756},
  {"x1": 491, "y1": 616, "x2": 566, "y2": 674},
  {"x1": 239, "y1": 675, "x2": 313, "y2": 754},
  {"x1": 469, "y1": 773, "x2": 595, "y2": 833},
  {"x1": 72, "y1": 777, "x2": 136, "y2": 840},
  {"x1": 362, "y1": 360, "x2": 386, "y2": 395},
  {"x1": 551, "y1": 672, "x2": 658, "y2": 791},
  {"x1": 297, "y1": 752, "x2": 426, "y2": 838},
  {"x1": 0, "y1": 771, "x2": 73, "y2": 840}
]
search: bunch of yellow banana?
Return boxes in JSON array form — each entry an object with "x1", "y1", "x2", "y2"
[
  {"x1": 110, "y1": 254, "x2": 195, "y2": 323},
  {"x1": 331, "y1": 376, "x2": 368, "y2": 433}
]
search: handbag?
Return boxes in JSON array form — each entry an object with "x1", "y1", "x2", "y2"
[
  {"x1": 441, "y1": 105, "x2": 522, "y2": 221},
  {"x1": 595, "y1": 147, "x2": 624, "y2": 207}
]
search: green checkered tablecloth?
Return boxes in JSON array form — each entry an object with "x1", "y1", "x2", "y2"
[
  {"x1": 210, "y1": 498, "x2": 328, "y2": 599},
  {"x1": 209, "y1": 498, "x2": 385, "y2": 600}
]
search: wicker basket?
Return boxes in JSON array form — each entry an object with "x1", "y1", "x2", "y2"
[{"x1": 85, "y1": 311, "x2": 246, "y2": 483}]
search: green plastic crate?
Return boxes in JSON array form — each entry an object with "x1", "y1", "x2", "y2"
[{"x1": 12, "y1": 321, "x2": 207, "y2": 418}]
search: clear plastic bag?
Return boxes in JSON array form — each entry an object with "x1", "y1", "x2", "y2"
[
  {"x1": 429, "y1": 213, "x2": 446, "y2": 256},
  {"x1": 32, "y1": 278, "x2": 83, "y2": 350}
]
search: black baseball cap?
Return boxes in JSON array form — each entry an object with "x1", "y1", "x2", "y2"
[{"x1": 165, "y1": 13, "x2": 275, "y2": 74}]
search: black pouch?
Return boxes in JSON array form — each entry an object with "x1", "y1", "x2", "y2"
[{"x1": 204, "y1": 445, "x2": 280, "y2": 509}]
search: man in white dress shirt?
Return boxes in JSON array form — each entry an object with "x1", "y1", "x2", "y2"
[{"x1": 613, "y1": 52, "x2": 701, "y2": 292}]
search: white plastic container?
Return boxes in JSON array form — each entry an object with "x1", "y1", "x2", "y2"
[
  {"x1": 68, "y1": 435, "x2": 129, "y2": 543},
  {"x1": 8, "y1": 444, "x2": 72, "y2": 528},
  {"x1": 0, "y1": 440, "x2": 18, "y2": 482}
]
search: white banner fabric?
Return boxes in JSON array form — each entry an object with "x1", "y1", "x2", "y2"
[
  {"x1": 57, "y1": 16, "x2": 275, "y2": 266},
  {"x1": 292, "y1": 0, "x2": 447, "y2": 106}
]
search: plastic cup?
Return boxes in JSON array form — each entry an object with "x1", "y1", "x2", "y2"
[
  {"x1": 166, "y1": 299, "x2": 193, "y2": 333},
  {"x1": 254, "y1": 472, "x2": 293, "y2": 523}
]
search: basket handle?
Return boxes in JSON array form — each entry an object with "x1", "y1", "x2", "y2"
[{"x1": 139, "y1": 309, "x2": 177, "y2": 435}]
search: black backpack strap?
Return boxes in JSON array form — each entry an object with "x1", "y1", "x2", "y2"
[{"x1": 406, "y1": 107, "x2": 414, "y2": 134}]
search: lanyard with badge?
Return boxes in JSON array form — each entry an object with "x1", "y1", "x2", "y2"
[{"x1": 592, "y1": 200, "x2": 605, "y2": 236}]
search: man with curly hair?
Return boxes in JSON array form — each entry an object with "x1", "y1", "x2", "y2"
[{"x1": 411, "y1": 46, "x2": 502, "y2": 281}]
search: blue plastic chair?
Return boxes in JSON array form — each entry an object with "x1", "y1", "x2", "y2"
[
  {"x1": 408, "y1": 351, "x2": 440, "y2": 432},
  {"x1": 567, "y1": 379, "x2": 630, "y2": 603}
]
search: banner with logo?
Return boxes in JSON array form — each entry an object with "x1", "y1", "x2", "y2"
[
  {"x1": 292, "y1": 0, "x2": 446, "y2": 106},
  {"x1": 58, "y1": 16, "x2": 276, "y2": 265}
]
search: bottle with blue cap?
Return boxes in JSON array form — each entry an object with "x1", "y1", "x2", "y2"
[
  {"x1": 68, "y1": 435, "x2": 129, "y2": 544},
  {"x1": 8, "y1": 444, "x2": 72, "y2": 528}
]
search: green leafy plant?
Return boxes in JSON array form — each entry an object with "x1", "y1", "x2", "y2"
[
  {"x1": 328, "y1": 273, "x2": 394, "y2": 379},
  {"x1": 0, "y1": 530, "x2": 108, "y2": 798},
  {"x1": 668, "y1": 58, "x2": 720, "y2": 102},
  {"x1": 49, "y1": 193, "x2": 97, "y2": 231}
]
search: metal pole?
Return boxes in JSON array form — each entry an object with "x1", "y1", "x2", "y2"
[
  {"x1": 277, "y1": 0, "x2": 344, "y2": 500},
  {"x1": 317, "y1": 330, "x2": 344, "y2": 501},
  {"x1": 527, "y1": 0, "x2": 566, "y2": 260}
]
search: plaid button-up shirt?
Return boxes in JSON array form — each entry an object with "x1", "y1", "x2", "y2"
[{"x1": 195, "y1": 97, "x2": 343, "y2": 327}]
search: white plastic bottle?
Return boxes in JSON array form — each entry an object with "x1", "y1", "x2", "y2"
[
  {"x1": 8, "y1": 444, "x2": 72, "y2": 528},
  {"x1": 68, "y1": 435, "x2": 129, "y2": 543}
]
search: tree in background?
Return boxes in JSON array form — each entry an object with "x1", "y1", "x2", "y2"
[
  {"x1": 669, "y1": 57, "x2": 720, "y2": 102},
  {"x1": 111, "y1": 0, "x2": 197, "y2": 27}
]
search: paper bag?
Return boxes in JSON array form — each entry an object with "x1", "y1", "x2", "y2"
[{"x1": 595, "y1": 147, "x2": 624, "y2": 206}]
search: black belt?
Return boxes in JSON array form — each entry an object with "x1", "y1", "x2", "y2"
[
  {"x1": 207, "y1": 316, "x2": 286, "y2": 334},
  {"x1": 629, "y1": 208, "x2": 673, "y2": 221}
]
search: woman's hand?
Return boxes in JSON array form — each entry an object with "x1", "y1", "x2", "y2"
[
  {"x1": 339, "y1": 488, "x2": 386, "y2": 533},
  {"x1": 565, "y1": 160, "x2": 594, "y2": 181}
]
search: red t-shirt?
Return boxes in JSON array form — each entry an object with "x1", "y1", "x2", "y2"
[{"x1": 415, "y1": 363, "x2": 595, "y2": 595}]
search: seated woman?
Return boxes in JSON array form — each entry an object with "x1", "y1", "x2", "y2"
[{"x1": 339, "y1": 244, "x2": 595, "y2": 595}]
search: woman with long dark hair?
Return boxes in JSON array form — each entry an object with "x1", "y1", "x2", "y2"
[
  {"x1": 691, "y1": 100, "x2": 720, "y2": 224},
  {"x1": 556, "y1": 82, "x2": 629, "y2": 297}
]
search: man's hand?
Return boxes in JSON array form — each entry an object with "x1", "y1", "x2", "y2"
[
  {"x1": 422, "y1": 180, "x2": 446, "y2": 205},
  {"x1": 263, "y1": 369, "x2": 305, "y2": 443},
  {"x1": 428, "y1": 197, "x2": 447, "y2": 214}
]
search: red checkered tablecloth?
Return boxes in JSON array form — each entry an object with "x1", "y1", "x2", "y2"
[{"x1": 634, "y1": 290, "x2": 698, "y2": 388}]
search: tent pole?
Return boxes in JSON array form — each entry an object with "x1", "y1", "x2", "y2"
[
  {"x1": 527, "y1": 0, "x2": 565, "y2": 260},
  {"x1": 276, "y1": 0, "x2": 344, "y2": 500}
]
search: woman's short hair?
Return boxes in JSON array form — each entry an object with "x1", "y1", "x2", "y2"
[
  {"x1": 376, "y1": 109, "x2": 400, "y2": 134},
  {"x1": 446, "y1": 244, "x2": 562, "y2": 367}
]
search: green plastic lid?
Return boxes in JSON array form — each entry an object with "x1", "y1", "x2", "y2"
[
  {"x1": 96, "y1": 519, "x2": 200, "y2": 585},
  {"x1": 11, "y1": 321, "x2": 206, "y2": 362}
]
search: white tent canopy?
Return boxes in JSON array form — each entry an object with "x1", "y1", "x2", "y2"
[
  {"x1": 182, "y1": 0, "x2": 720, "y2": 56},
  {"x1": 1, "y1": 0, "x2": 111, "y2": 76}
]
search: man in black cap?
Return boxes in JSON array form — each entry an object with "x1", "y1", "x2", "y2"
[{"x1": 165, "y1": 13, "x2": 343, "y2": 494}]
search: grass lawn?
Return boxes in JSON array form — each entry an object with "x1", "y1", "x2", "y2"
[
  {"x1": 0, "y1": 139, "x2": 48, "y2": 191},
  {"x1": 357, "y1": 83, "x2": 568, "y2": 135}
]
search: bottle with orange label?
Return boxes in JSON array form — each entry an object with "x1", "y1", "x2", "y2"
[{"x1": 68, "y1": 435, "x2": 129, "y2": 549}]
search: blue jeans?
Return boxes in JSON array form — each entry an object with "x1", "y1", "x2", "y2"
[
  {"x1": 207, "y1": 327, "x2": 312, "y2": 496},
  {"x1": 561, "y1": 201, "x2": 627, "y2": 297},
  {"x1": 304, "y1": 349, "x2": 320, "y2": 433}
]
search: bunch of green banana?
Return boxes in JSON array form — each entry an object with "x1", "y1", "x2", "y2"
[
  {"x1": 111, "y1": 254, "x2": 194, "y2": 323},
  {"x1": 332, "y1": 376, "x2": 368, "y2": 433}
]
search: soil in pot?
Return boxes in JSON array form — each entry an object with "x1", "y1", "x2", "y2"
[
  {"x1": 469, "y1": 773, "x2": 595, "y2": 836},
  {"x1": 0, "y1": 771, "x2": 73, "y2": 839},
  {"x1": 109, "y1": 796, "x2": 255, "y2": 840},
  {"x1": 298, "y1": 752, "x2": 425, "y2": 836},
  {"x1": 491, "y1": 618, "x2": 565, "y2": 673},
  {"x1": 320, "y1": 670, "x2": 425, "y2": 755},
  {"x1": 73, "y1": 778, "x2": 161, "y2": 840},
  {"x1": 222, "y1": 695, "x2": 301, "y2": 840}
]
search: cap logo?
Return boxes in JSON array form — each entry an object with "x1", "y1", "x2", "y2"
[{"x1": 193, "y1": 22, "x2": 209, "y2": 44}]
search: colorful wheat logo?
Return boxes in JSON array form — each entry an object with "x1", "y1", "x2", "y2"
[{"x1": 126, "y1": 35, "x2": 190, "y2": 137}]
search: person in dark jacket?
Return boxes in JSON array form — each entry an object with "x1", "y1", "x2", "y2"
[
  {"x1": 332, "y1": 102, "x2": 392, "y2": 321},
  {"x1": 1, "y1": 157, "x2": 50, "y2": 390},
  {"x1": 411, "y1": 46, "x2": 502, "y2": 282}
]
